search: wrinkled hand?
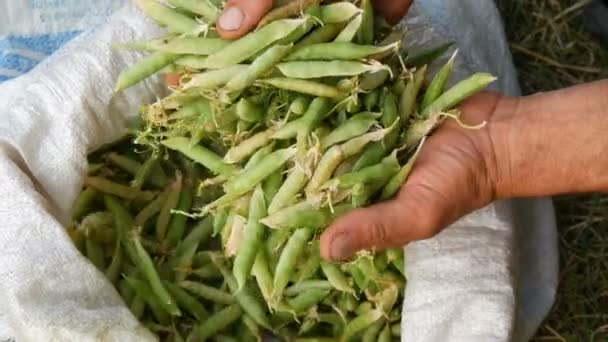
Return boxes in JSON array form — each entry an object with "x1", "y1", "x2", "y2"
[
  {"x1": 216, "y1": 0, "x2": 414, "y2": 40},
  {"x1": 211, "y1": 0, "x2": 512, "y2": 261},
  {"x1": 321, "y1": 93, "x2": 516, "y2": 261}
]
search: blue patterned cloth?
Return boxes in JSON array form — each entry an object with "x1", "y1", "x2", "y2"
[{"x1": 0, "y1": 0, "x2": 124, "y2": 83}]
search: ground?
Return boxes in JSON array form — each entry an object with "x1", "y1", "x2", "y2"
[{"x1": 496, "y1": 1, "x2": 608, "y2": 341}]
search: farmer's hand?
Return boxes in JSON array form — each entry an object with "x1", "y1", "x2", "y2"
[
  {"x1": 216, "y1": 0, "x2": 414, "y2": 39},
  {"x1": 321, "y1": 80, "x2": 608, "y2": 261}
]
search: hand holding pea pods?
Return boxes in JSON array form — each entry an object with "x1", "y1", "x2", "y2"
[{"x1": 70, "y1": 0, "x2": 504, "y2": 340}]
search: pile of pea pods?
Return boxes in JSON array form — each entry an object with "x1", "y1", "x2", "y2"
[{"x1": 69, "y1": 0, "x2": 497, "y2": 341}]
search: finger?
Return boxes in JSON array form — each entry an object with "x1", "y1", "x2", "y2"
[
  {"x1": 217, "y1": 0, "x2": 274, "y2": 40},
  {"x1": 320, "y1": 183, "x2": 449, "y2": 261},
  {"x1": 373, "y1": 0, "x2": 413, "y2": 24},
  {"x1": 164, "y1": 73, "x2": 182, "y2": 88}
]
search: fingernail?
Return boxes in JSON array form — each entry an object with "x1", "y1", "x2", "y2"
[
  {"x1": 219, "y1": 6, "x2": 244, "y2": 31},
  {"x1": 329, "y1": 234, "x2": 353, "y2": 261}
]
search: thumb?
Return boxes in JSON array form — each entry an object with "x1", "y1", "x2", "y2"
[
  {"x1": 217, "y1": 0, "x2": 274, "y2": 40},
  {"x1": 373, "y1": 0, "x2": 413, "y2": 24},
  {"x1": 320, "y1": 184, "x2": 451, "y2": 261}
]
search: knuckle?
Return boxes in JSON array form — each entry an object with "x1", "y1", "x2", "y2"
[{"x1": 365, "y1": 219, "x2": 391, "y2": 247}]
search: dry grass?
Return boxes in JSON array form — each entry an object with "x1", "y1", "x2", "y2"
[{"x1": 496, "y1": 0, "x2": 608, "y2": 341}]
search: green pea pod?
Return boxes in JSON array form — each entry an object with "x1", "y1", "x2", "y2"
[
  {"x1": 276, "y1": 61, "x2": 390, "y2": 79},
  {"x1": 213, "y1": 208, "x2": 229, "y2": 237},
  {"x1": 174, "y1": 216, "x2": 214, "y2": 259},
  {"x1": 226, "y1": 44, "x2": 293, "y2": 92},
  {"x1": 170, "y1": 97, "x2": 213, "y2": 120},
  {"x1": 284, "y1": 280, "x2": 333, "y2": 297},
  {"x1": 154, "y1": 176, "x2": 182, "y2": 242},
  {"x1": 115, "y1": 51, "x2": 178, "y2": 91},
  {"x1": 391, "y1": 323, "x2": 401, "y2": 336},
  {"x1": 321, "y1": 261, "x2": 355, "y2": 294},
  {"x1": 192, "y1": 264, "x2": 222, "y2": 280},
  {"x1": 320, "y1": 2, "x2": 362, "y2": 23},
  {"x1": 362, "y1": 321, "x2": 385, "y2": 342},
  {"x1": 233, "y1": 185, "x2": 267, "y2": 290},
  {"x1": 212, "y1": 256, "x2": 272, "y2": 330},
  {"x1": 325, "y1": 151, "x2": 399, "y2": 193},
  {"x1": 421, "y1": 50, "x2": 458, "y2": 112},
  {"x1": 173, "y1": 241, "x2": 199, "y2": 282},
  {"x1": 296, "y1": 244, "x2": 321, "y2": 282},
  {"x1": 360, "y1": 69, "x2": 390, "y2": 92},
  {"x1": 134, "y1": 0, "x2": 202, "y2": 35},
  {"x1": 224, "y1": 128, "x2": 276, "y2": 164},
  {"x1": 399, "y1": 65, "x2": 428, "y2": 123},
  {"x1": 341, "y1": 309, "x2": 383, "y2": 342},
  {"x1": 190, "y1": 303, "x2": 243, "y2": 341},
  {"x1": 103, "y1": 196, "x2": 139, "y2": 264},
  {"x1": 407, "y1": 42, "x2": 454, "y2": 68},
  {"x1": 285, "y1": 42, "x2": 398, "y2": 61},
  {"x1": 135, "y1": 190, "x2": 169, "y2": 226},
  {"x1": 258, "y1": 78, "x2": 347, "y2": 99},
  {"x1": 235, "y1": 97, "x2": 265, "y2": 123},
  {"x1": 224, "y1": 147, "x2": 297, "y2": 196},
  {"x1": 125, "y1": 277, "x2": 171, "y2": 324},
  {"x1": 104, "y1": 240, "x2": 123, "y2": 284},
  {"x1": 272, "y1": 227, "x2": 314, "y2": 301},
  {"x1": 258, "y1": 0, "x2": 322, "y2": 27},
  {"x1": 85, "y1": 177, "x2": 156, "y2": 202},
  {"x1": 182, "y1": 65, "x2": 249, "y2": 90},
  {"x1": 132, "y1": 235, "x2": 181, "y2": 317},
  {"x1": 294, "y1": 23, "x2": 345, "y2": 48},
  {"x1": 421, "y1": 72, "x2": 497, "y2": 116},
  {"x1": 119, "y1": 36, "x2": 229, "y2": 55},
  {"x1": 267, "y1": 167, "x2": 308, "y2": 214},
  {"x1": 129, "y1": 295, "x2": 146, "y2": 320},
  {"x1": 167, "y1": 0, "x2": 220, "y2": 23},
  {"x1": 79, "y1": 211, "x2": 116, "y2": 243},
  {"x1": 71, "y1": 187, "x2": 99, "y2": 222},
  {"x1": 320, "y1": 112, "x2": 381, "y2": 150},
  {"x1": 262, "y1": 166, "x2": 284, "y2": 204},
  {"x1": 381, "y1": 139, "x2": 425, "y2": 200},
  {"x1": 179, "y1": 281, "x2": 235, "y2": 304},
  {"x1": 166, "y1": 177, "x2": 195, "y2": 247},
  {"x1": 363, "y1": 89, "x2": 381, "y2": 110},
  {"x1": 163, "y1": 281, "x2": 209, "y2": 320},
  {"x1": 85, "y1": 239, "x2": 105, "y2": 271},
  {"x1": 307, "y1": 127, "x2": 394, "y2": 195},
  {"x1": 260, "y1": 202, "x2": 353, "y2": 230},
  {"x1": 335, "y1": 12, "x2": 363, "y2": 42},
  {"x1": 252, "y1": 248, "x2": 274, "y2": 303},
  {"x1": 289, "y1": 96, "x2": 312, "y2": 116},
  {"x1": 356, "y1": 0, "x2": 375, "y2": 45},
  {"x1": 351, "y1": 142, "x2": 386, "y2": 172},
  {"x1": 378, "y1": 324, "x2": 392, "y2": 342},
  {"x1": 288, "y1": 288, "x2": 330, "y2": 313},
  {"x1": 162, "y1": 137, "x2": 240, "y2": 177},
  {"x1": 203, "y1": 18, "x2": 308, "y2": 68}
]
